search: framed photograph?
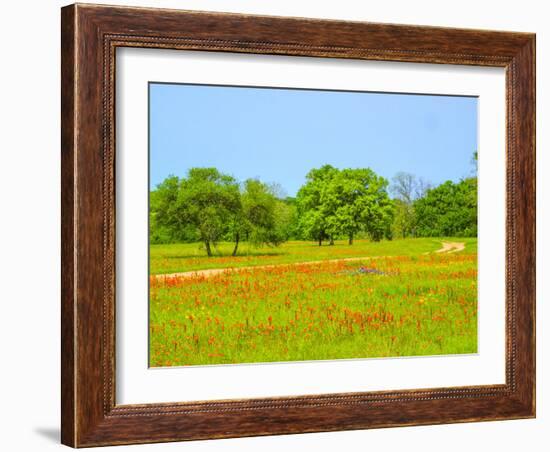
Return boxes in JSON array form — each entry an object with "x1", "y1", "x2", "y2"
[{"x1": 61, "y1": 3, "x2": 535, "y2": 447}]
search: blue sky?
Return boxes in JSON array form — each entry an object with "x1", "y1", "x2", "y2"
[{"x1": 149, "y1": 83, "x2": 477, "y2": 197}]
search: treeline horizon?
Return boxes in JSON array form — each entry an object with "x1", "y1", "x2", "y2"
[{"x1": 150, "y1": 163, "x2": 477, "y2": 256}]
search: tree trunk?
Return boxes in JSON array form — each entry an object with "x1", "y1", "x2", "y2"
[
  {"x1": 232, "y1": 232, "x2": 240, "y2": 257},
  {"x1": 329, "y1": 236, "x2": 334, "y2": 246},
  {"x1": 348, "y1": 233, "x2": 354, "y2": 245},
  {"x1": 318, "y1": 236, "x2": 322, "y2": 246},
  {"x1": 205, "y1": 240, "x2": 212, "y2": 257}
]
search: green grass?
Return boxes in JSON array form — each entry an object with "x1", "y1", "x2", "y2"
[
  {"x1": 149, "y1": 238, "x2": 477, "y2": 366},
  {"x1": 150, "y1": 237, "x2": 477, "y2": 274}
]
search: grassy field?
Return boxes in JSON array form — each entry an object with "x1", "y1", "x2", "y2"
[
  {"x1": 150, "y1": 237, "x2": 477, "y2": 274},
  {"x1": 149, "y1": 238, "x2": 478, "y2": 367}
]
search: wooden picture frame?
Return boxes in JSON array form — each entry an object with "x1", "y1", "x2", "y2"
[{"x1": 61, "y1": 3, "x2": 535, "y2": 447}]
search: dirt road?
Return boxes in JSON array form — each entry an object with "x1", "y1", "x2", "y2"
[
  {"x1": 434, "y1": 241, "x2": 466, "y2": 253},
  {"x1": 153, "y1": 255, "x2": 382, "y2": 281},
  {"x1": 153, "y1": 241, "x2": 466, "y2": 281}
]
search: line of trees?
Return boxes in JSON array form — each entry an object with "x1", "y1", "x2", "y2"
[
  {"x1": 150, "y1": 168, "x2": 293, "y2": 256},
  {"x1": 389, "y1": 171, "x2": 477, "y2": 239},
  {"x1": 150, "y1": 163, "x2": 477, "y2": 255}
]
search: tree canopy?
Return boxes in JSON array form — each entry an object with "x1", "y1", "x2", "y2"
[
  {"x1": 230, "y1": 179, "x2": 287, "y2": 256},
  {"x1": 161, "y1": 168, "x2": 240, "y2": 256},
  {"x1": 390, "y1": 172, "x2": 431, "y2": 239},
  {"x1": 413, "y1": 178, "x2": 477, "y2": 237},
  {"x1": 296, "y1": 165, "x2": 338, "y2": 245},
  {"x1": 152, "y1": 168, "x2": 287, "y2": 256},
  {"x1": 295, "y1": 166, "x2": 393, "y2": 245}
]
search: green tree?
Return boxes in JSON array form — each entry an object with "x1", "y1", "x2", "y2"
[
  {"x1": 276, "y1": 197, "x2": 299, "y2": 241},
  {"x1": 296, "y1": 165, "x2": 338, "y2": 245},
  {"x1": 151, "y1": 170, "x2": 291, "y2": 256},
  {"x1": 230, "y1": 179, "x2": 285, "y2": 256},
  {"x1": 414, "y1": 178, "x2": 477, "y2": 237},
  {"x1": 389, "y1": 172, "x2": 431, "y2": 238},
  {"x1": 323, "y1": 168, "x2": 394, "y2": 244},
  {"x1": 391, "y1": 198, "x2": 415, "y2": 239},
  {"x1": 150, "y1": 176, "x2": 186, "y2": 244},
  {"x1": 296, "y1": 166, "x2": 393, "y2": 245},
  {"x1": 154, "y1": 168, "x2": 240, "y2": 256}
]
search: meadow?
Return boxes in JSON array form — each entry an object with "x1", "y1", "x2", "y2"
[
  {"x1": 149, "y1": 238, "x2": 477, "y2": 366},
  {"x1": 150, "y1": 237, "x2": 477, "y2": 274}
]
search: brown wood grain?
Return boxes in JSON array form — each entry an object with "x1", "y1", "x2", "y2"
[
  {"x1": 60, "y1": 5, "x2": 76, "y2": 446},
  {"x1": 61, "y1": 3, "x2": 536, "y2": 447}
]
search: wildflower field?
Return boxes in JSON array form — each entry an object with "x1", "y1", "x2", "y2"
[{"x1": 149, "y1": 238, "x2": 477, "y2": 367}]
